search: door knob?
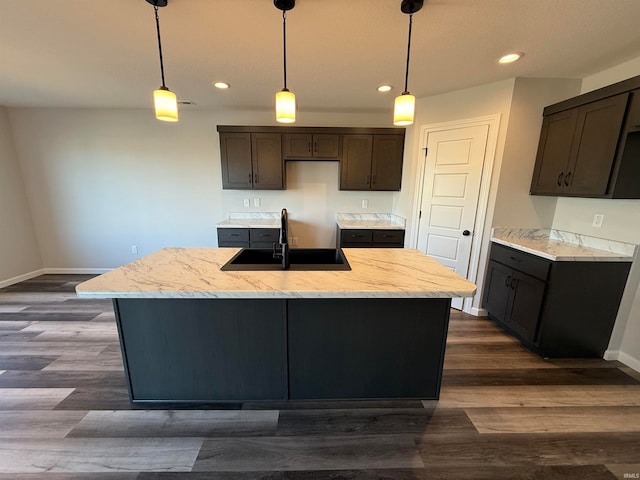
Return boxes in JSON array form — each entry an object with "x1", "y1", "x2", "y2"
[{"x1": 462, "y1": 230, "x2": 471, "y2": 236}]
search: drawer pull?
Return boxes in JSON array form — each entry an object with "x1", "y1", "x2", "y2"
[
  {"x1": 505, "y1": 275, "x2": 511, "y2": 287},
  {"x1": 510, "y1": 278, "x2": 518, "y2": 289},
  {"x1": 557, "y1": 172, "x2": 564, "y2": 187},
  {"x1": 564, "y1": 171, "x2": 572, "y2": 186},
  {"x1": 230, "y1": 234, "x2": 239, "y2": 237},
  {"x1": 509, "y1": 256, "x2": 521, "y2": 262}
]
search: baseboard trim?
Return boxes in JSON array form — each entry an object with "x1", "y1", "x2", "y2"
[
  {"x1": 43, "y1": 268, "x2": 111, "y2": 274},
  {"x1": 0, "y1": 269, "x2": 46, "y2": 289},
  {"x1": 604, "y1": 349, "x2": 640, "y2": 373},
  {"x1": 468, "y1": 307, "x2": 487, "y2": 317}
]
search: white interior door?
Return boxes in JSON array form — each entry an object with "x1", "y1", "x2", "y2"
[{"x1": 416, "y1": 124, "x2": 489, "y2": 310}]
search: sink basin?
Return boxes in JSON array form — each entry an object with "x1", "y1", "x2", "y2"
[{"x1": 221, "y1": 248, "x2": 351, "y2": 271}]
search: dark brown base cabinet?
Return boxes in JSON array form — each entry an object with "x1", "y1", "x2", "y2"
[
  {"x1": 113, "y1": 297, "x2": 451, "y2": 403},
  {"x1": 483, "y1": 243, "x2": 631, "y2": 358},
  {"x1": 217, "y1": 228, "x2": 279, "y2": 248},
  {"x1": 338, "y1": 228, "x2": 405, "y2": 248}
]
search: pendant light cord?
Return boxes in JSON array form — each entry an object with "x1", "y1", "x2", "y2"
[
  {"x1": 154, "y1": 5, "x2": 167, "y2": 88},
  {"x1": 403, "y1": 13, "x2": 413, "y2": 94},
  {"x1": 282, "y1": 10, "x2": 288, "y2": 90}
]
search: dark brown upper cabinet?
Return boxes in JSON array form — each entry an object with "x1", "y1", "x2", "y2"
[
  {"x1": 283, "y1": 134, "x2": 340, "y2": 160},
  {"x1": 340, "y1": 134, "x2": 405, "y2": 191},
  {"x1": 219, "y1": 132, "x2": 284, "y2": 190},
  {"x1": 217, "y1": 126, "x2": 405, "y2": 191},
  {"x1": 530, "y1": 74, "x2": 640, "y2": 198}
]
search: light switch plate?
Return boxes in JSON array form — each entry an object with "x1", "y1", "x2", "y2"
[
  {"x1": 362, "y1": 199, "x2": 369, "y2": 208},
  {"x1": 592, "y1": 213, "x2": 604, "y2": 228}
]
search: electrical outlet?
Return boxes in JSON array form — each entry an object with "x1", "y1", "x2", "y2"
[
  {"x1": 253, "y1": 198, "x2": 261, "y2": 207},
  {"x1": 243, "y1": 198, "x2": 250, "y2": 208},
  {"x1": 131, "y1": 245, "x2": 138, "y2": 254},
  {"x1": 362, "y1": 199, "x2": 369, "y2": 208},
  {"x1": 592, "y1": 213, "x2": 604, "y2": 228}
]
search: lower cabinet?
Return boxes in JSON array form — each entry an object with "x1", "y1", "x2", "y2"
[
  {"x1": 217, "y1": 228, "x2": 279, "y2": 248},
  {"x1": 338, "y1": 228, "x2": 405, "y2": 248},
  {"x1": 483, "y1": 243, "x2": 631, "y2": 357}
]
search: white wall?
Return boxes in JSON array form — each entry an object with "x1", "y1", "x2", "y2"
[
  {"x1": 551, "y1": 57, "x2": 640, "y2": 370},
  {"x1": 0, "y1": 107, "x2": 42, "y2": 285},
  {"x1": 8, "y1": 107, "x2": 393, "y2": 269}
]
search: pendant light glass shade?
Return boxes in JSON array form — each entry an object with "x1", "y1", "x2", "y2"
[
  {"x1": 276, "y1": 89, "x2": 296, "y2": 123},
  {"x1": 393, "y1": 92, "x2": 415, "y2": 126},
  {"x1": 154, "y1": 86, "x2": 179, "y2": 122}
]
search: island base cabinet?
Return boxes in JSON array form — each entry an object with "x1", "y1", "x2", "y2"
[
  {"x1": 114, "y1": 299, "x2": 288, "y2": 403},
  {"x1": 288, "y1": 298, "x2": 451, "y2": 400}
]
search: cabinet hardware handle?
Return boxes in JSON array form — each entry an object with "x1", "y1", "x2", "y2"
[
  {"x1": 365, "y1": 174, "x2": 370, "y2": 184},
  {"x1": 557, "y1": 172, "x2": 564, "y2": 187},
  {"x1": 505, "y1": 275, "x2": 511, "y2": 287},
  {"x1": 510, "y1": 278, "x2": 517, "y2": 289},
  {"x1": 372, "y1": 175, "x2": 377, "y2": 185},
  {"x1": 352, "y1": 235, "x2": 363, "y2": 238},
  {"x1": 314, "y1": 142, "x2": 318, "y2": 153},
  {"x1": 308, "y1": 142, "x2": 312, "y2": 153},
  {"x1": 248, "y1": 173, "x2": 253, "y2": 185},
  {"x1": 509, "y1": 255, "x2": 521, "y2": 263},
  {"x1": 565, "y1": 171, "x2": 572, "y2": 186},
  {"x1": 254, "y1": 173, "x2": 259, "y2": 183},
  {"x1": 230, "y1": 234, "x2": 239, "y2": 237}
]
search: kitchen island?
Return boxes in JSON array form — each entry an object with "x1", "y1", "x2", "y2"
[{"x1": 76, "y1": 247, "x2": 476, "y2": 403}]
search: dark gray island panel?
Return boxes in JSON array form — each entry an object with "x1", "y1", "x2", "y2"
[
  {"x1": 288, "y1": 298, "x2": 451, "y2": 399},
  {"x1": 114, "y1": 298, "x2": 288, "y2": 402}
]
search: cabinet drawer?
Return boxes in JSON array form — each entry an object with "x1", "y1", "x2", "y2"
[
  {"x1": 340, "y1": 229, "x2": 373, "y2": 244},
  {"x1": 249, "y1": 228, "x2": 280, "y2": 242},
  {"x1": 490, "y1": 243, "x2": 550, "y2": 281},
  {"x1": 217, "y1": 228, "x2": 249, "y2": 244},
  {"x1": 372, "y1": 229, "x2": 405, "y2": 245}
]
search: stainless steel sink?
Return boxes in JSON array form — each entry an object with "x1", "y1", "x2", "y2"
[{"x1": 221, "y1": 248, "x2": 351, "y2": 271}]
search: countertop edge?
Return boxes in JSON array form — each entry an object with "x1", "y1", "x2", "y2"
[{"x1": 491, "y1": 237, "x2": 634, "y2": 262}]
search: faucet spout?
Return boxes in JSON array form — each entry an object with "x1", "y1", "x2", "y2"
[{"x1": 273, "y1": 208, "x2": 290, "y2": 269}]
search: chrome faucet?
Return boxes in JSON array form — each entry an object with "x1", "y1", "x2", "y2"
[{"x1": 273, "y1": 208, "x2": 290, "y2": 270}]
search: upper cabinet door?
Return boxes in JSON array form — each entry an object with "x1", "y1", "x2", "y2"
[
  {"x1": 220, "y1": 133, "x2": 253, "y2": 189},
  {"x1": 340, "y1": 135, "x2": 374, "y2": 190},
  {"x1": 283, "y1": 134, "x2": 313, "y2": 159},
  {"x1": 566, "y1": 93, "x2": 628, "y2": 196},
  {"x1": 251, "y1": 133, "x2": 284, "y2": 190},
  {"x1": 312, "y1": 134, "x2": 340, "y2": 159},
  {"x1": 371, "y1": 135, "x2": 404, "y2": 191},
  {"x1": 530, "y1": 109, "x2": 578, "y2": 195}
]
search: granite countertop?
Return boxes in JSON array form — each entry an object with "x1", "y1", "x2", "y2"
[
  {"x1": 76, "y1": 247, "x2": 476, "y2": 299},
  {"x1": 491, "y1": 228, "x2": 637, "y2": 262},
  {"x1": 216, "y1": 213, "x2": 280, "y2": 229},
  {"x1": 336, "y1": 213, "x2": 406, "y2": 230}
]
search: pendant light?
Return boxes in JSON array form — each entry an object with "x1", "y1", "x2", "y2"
[
  {"x1": 146, "y1": 0, "x2": 178, "y2": 122},
  {"x1": 394, "y1": 0, "x2": 423, "y2": 126},
  {"x1": 274, "y1": 0, "x2": 296, "y2": 123}
]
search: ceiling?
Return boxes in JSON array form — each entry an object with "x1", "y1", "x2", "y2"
[{"x1": 3, "y1": 0, "x2": 640, "y2": 113}]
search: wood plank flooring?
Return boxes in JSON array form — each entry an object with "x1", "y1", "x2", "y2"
[{"x1": 0, "y1": 274, "x2": 639, "y2": 478}]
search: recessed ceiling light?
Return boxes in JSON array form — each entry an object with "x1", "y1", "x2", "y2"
[
  {"x1": 498, "y1": 52, "x2": 523, "y2": 64},
  {"x1": 377, "y1": 85, "x2": 393, "y2": 92},
  {"x1": 213, "y1": 82, "x2": 230, "y2": 89}
]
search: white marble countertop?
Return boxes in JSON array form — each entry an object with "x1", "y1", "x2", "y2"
[
  {"x1": 76, "y1": 247, "x2": 476, "y2": 299},
  {"x1": 336, "y1": 213, "x2": 406, "y2": 230},
  {"x1": 492, "y1": 228, "x2": 636, "y2": 262},
  {"x1": 216, "y1": 213, "x2": 280, "y2": 229}
]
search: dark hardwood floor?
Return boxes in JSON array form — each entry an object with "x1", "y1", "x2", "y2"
[{"x1": 0, "y1": 274, "x2": 639, "y2": 479}]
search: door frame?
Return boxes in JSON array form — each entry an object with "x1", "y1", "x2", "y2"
[{"x1": 411, "y1": 114, "x2": 501, "y2": 314}]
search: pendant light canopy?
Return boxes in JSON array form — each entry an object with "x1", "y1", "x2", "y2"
[
  {"x1": 146, "y1": 0, "x2": 178, "y2": 122},
  {"x1": 394, "y1": 0, "x2": 423, "y2": 126},
  {"x1": 274, "y1": 0, "x2": 296, "y2": 123}
]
